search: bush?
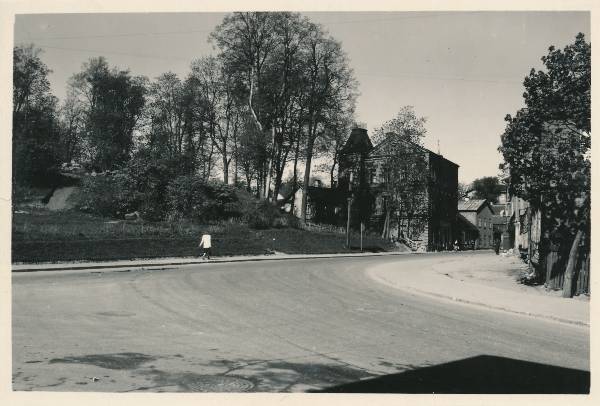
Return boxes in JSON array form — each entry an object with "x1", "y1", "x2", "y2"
[
  {"x1": 166, "y1": 176, "x2": 246, "y2": 222},
  {"x1": 72, "y1": 172, "x2": 141, "y2": 217},
  {"x1": 243, "y1": 200, "x2": 299, "y2": 230}
]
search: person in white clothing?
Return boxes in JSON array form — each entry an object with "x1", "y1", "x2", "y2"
[{"x1": 199, "y1": 233, "x2": 212, "y2": 259}]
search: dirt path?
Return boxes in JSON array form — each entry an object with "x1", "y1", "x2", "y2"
[{"x1": 46, "y1": 186, "x2": 77, "y2": 211}]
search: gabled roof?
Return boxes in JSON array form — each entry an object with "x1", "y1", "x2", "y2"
[
  {"x1": 369, "y1": 132, "x2": 460, "y2": 167},
  {"x1": 341, "y1": 128, "x2": 373, "y2": 154},
  {"x1": 457, "y1": 213, "x2": 479, "y2": 232},
  {"x1": 370, "y1": 132, "x2": 427, "y2": 158},
  {"x1": 458, "y1": 199, "x2": 495, "y2": 214}
]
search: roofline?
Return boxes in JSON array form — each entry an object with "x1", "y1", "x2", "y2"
[
  {"x1": 458, "y1": 199, "x2": 495, "y2": 214},
  {"x1": 371, "y1": 134, "x2": 460, "y2": 167}
]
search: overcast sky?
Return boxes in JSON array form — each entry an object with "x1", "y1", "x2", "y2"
[{"x1": 14, "y1": 11, "x2": 590, "y2": 183}]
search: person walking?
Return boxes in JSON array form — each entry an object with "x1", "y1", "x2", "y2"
[
  {"x1": 198, "y1": 232, "x2": 212, "y2": 260},
  {"x1": 494, "y1": 238, "x2": 501, "y2": 255}
]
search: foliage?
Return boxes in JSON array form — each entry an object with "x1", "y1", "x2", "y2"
[
  {"x1": 373, "y1": 107, "x2": 429, "y2": 239},
  {"x1": 12, "y1": 45, "x2": 62, "y2": 187},
  {"x1": 73, "y1": 172, "x2": 140, "y2": 218},
  {"x1": 457, "y1": 182, "x2": 471, "y2": 200},
  {"x1": 210, "y1": 12, "x2": 358, "y2": 208},
  {"x1": 471, "y1": 176, "x2": 504, "y2": 203},
  {"x1": 68, "y1": 57, "x2": 147, "y2": 171},
  {"x1": 166, "y1": 176, "x2": 246, "y2": 222},
  {"x1": 372, "y1": 106, "x2": 427, "y2": 146},
  {"x1": 499, "y1": 33, "x2": 590, "y2": 241}
]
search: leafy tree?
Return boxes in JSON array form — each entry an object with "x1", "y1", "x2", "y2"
[
  {"x1": 69, "y1": 57, "x2": 147, "y2": 171},
  {"x1": 58, "y1": 88, "x2": 87, "y2": 164},
  {"x1": 457, "y1": 182, "x2": 471, "y2": 201},
  {"x1": 210, "y1": 12, "x2": 357, "y2": 209},
  {"x1": 471, "y1": 176, "x2": 504, "y2": 203},
  {"x1": 372, "y1": 107, "x2": 429, "y2": 240},
  {"x1": 316, "y1": 113, "x2": 355, "y2": 188},
  {"x1": 499, "y1": 33, "x2": 590, "y2": 295},
  {"x1": 188, "y1": 57, "x2": 243, "y2": 184},
  {"x1": 12, "y1": 45, "x2": 61, "y2": 187},
  {"x1": 211, "y1": 12, "x2": 279, "y2": 198}
]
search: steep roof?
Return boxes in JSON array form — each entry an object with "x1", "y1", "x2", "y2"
[
  {"x1": 370, "y1": 132, "x2": 460, "y2": 168},
  {"x1": 341, "y1": 128, "x2": 373, "y2": 154},
  {"x1": 457, "y1": 213, "x2": 479, "y2": 232},
  {"x1": 458, "y1": 199, "x2": 495, "y2": 214}
]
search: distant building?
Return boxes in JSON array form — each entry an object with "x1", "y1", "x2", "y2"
[{"x1": 457, "y1": 199, "x2": 495, "y2": 249}]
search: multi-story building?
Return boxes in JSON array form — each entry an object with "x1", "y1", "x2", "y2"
[
  {"x1": 338, "y1": 128, "x2": 459, "y2": 251},
  {"x1": 457, "y1": 199, "x2": 495, "y2": 249}
]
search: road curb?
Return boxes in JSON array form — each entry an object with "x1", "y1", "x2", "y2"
[
  {"x1": 402, "y1": 286, "x2": 590, "y2": 327},
  {"x1": 12, "y1": 250, "x2": 418, "y2": 273},
  {"x1": 368, "y1": 268, "x2": 589, "y2": 328}
]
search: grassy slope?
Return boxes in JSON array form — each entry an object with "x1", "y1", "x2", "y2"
[{"x1": 12, "y1": 209, "x2": 402, "y2": 263}]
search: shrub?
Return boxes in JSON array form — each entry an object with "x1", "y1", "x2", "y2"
[
  {"x1": 72, "y1": 172, "x2": 141, "y2": 217},
  {"x1": 243, "y1": 200, "x2": 299, "y2": 229},
  {"x1": 166, "y1": 176, "x2": 246, "y2": 222}
]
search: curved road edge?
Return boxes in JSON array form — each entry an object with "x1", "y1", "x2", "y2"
[{"x1": 366, "y1": 255, "x2": 590, "y2": 328}]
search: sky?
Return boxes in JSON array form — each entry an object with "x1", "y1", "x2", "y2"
[{"x1": 14, "y1": 11, "x2": 590, "y2": 184}]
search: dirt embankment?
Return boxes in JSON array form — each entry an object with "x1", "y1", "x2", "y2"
[{"x1": 46, "y1": 187, "x2": 78, "y2": 211}]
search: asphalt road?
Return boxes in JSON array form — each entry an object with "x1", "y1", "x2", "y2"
[{"x1": 12, "y1": 252, "x2": 590, "y2": 393}]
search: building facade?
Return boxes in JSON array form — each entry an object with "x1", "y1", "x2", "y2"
[
  {"x1": 457, "y1": 199, "x2": 495, "y2": 249},
  {"x1": 338, "y1": 128, "x2": 459, "y2": 251}
]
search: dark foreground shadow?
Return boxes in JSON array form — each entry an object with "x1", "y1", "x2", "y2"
[{"x1": 314, "y1": 355, "x2": 590, "y2": 394}]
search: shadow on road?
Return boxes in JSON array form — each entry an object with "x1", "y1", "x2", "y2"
[{"x1": 314, "y1": 355, "x2": 590, "y2": 394}]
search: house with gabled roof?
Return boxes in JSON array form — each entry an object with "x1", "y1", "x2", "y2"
[
  {"x1": 457, "y1": 198, "x2": 495, "y2": 249},
  {"x1": 337, "y1": 128, "x2": 459, "y2": 251}
]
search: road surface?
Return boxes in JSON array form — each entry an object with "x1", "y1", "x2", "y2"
[{"x1": 12, "y1": 252, "x2": 589, "y2": 393}]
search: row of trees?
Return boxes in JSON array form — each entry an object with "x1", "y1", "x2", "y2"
[
  {"x1": 499, "y1": 33, "x2": 591, "y2": 297},
  {"x1": 13, "y1": 12, "x2": 358, "y2": 223}
]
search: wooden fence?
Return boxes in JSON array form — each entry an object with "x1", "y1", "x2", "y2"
[{"x1": 544, "y1": 245, "x2": 590, "y2": 296}]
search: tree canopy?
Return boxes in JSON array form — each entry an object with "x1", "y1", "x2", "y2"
[
  {"x1": 499, "y1": 33, "x2": 590, "y2": 293},
  {"x1": 471, "y1": 176, "x2": 504, "y2": 203},
  {"x1": 499, "y1": 33, "x2": 590, "y2": 237}
]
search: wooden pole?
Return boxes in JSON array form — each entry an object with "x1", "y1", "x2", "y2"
[
  {"x1": 360, "y1": 222, "x2": 364, "y2": 252},
  {"x1": 346, "y1": 172, "x2": 353, "y2": 249},
  {"x1": 346, "y1": 197, "x2": 352, "y2": 249}
]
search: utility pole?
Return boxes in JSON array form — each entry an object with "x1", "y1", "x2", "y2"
[
  {"x1": 360, "y1": 222, "x2": 364, "y2": 252},
  {"x1": 346, "y1": 172, "x2": 353, "y2": 249},
  {"x1": 527, "y1": 205, "x2": 533, "y2": 273}
]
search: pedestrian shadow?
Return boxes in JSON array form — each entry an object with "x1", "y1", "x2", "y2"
[{"x1": 313, "y1": 355, "x2": 589, "y2": 394}]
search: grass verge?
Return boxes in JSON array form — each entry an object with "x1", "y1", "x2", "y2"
[{"x1": 12, "y1": 208, "x2": 402, "y2": 263}]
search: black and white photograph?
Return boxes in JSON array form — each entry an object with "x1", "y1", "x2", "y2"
[{"x1": 3, "y1": 0, "x2": 595, "y2": 401}]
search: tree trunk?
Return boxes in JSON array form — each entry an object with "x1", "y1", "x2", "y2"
[
  {"x1": 527, "y1": 207, "x2": 533, "y2": 273},
  {"x1": 330, "y1": 152, "x2": 338, "y2": 187},
  {"x1": 300, "y1": 137, "x2": 316, "y2": 223},
  {"x1": 562, "y1": 229, "x2": 583, "y2": 298},
  {"x1": 290, "y1": 139, "x2": 300, "y2": 215},
  {"x1": 382, "y1": 208, "x2": 390, "y2": 239},
  {"x1": 223, "y1": 149, "x2": 229, "y2": 185},
  {"x1": 264, "y1": 126, "x2": 276, "y2": 200}
]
